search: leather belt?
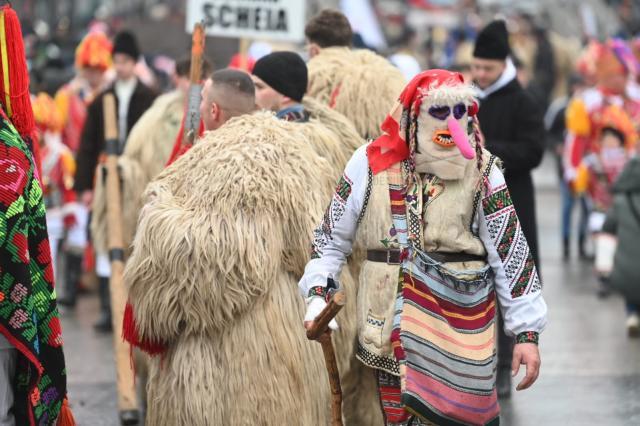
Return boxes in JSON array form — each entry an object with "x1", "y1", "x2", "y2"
[
  {"x1": 366, "y1": 249, "x2": 403, "y2": 264},
  {"x1": 366, "y1": 249, "x2": 485, "y2": 265}
]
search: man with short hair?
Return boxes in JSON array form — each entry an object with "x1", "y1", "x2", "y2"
[
  {"x1": 471, "y1": 19, "x2": 545, "y2": 399},
  {"x1": 199, "y1": 68, "x2": 256, "y2": 131},
  {"x1": 305, "y1": 9, "x2": 353, "y2": 59},
  {"x1": 304, "y1": 9, "x2": 406, "y2": 139}
]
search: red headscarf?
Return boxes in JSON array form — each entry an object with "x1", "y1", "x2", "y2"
[{"x1": 366, "y1": 69, "x2": 476, "y2": 174}]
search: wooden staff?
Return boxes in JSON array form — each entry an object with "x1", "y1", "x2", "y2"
[
  {"x1": 103, "y1": 93, "x2": 140, "y2": 425},
  {"x1": 307, "y1": 291, "x2": 346, "y2": 426},
  {"x1": 184, "y1": 22, "x2": 206, "y2": 146},
  {"x1": 238, "y1": 37, "x2": 250, "y2": 71}
]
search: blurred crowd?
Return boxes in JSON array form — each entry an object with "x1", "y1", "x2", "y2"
[{"x1": 24, "y1": 0, "x2": 640, "y2": 345}]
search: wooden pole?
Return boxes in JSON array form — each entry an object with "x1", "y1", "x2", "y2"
[
  {"x1": 184, "y1": 23, "x2": 205, "y2": 146},
  {"x1": 306, "y1": 292, "x2": 346, "y2": 426},
  {"x1": 103, "y1": 94, "x2": 140, "y2": 425},
  {"x1": 238, "y1": 37, "x2": 250, "y2": 71}
]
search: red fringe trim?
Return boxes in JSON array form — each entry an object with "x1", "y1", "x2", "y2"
[
  {"x1": 56, "y1": 398, "x2": 76, "y2": 426},
  {"x1": 122, "y1": 302, "x2": 167, "y2": 356},
  {"x1": 0, "y1": 6, "x2": 35, "y2": 139}
]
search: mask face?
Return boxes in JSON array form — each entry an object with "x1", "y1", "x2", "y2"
[{"x1": 415, "y1": 100, "x2": 474, "y2": 180}]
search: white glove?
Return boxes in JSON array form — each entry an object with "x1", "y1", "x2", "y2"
[{"x1": 304, "y1": 297, "x2": 339, "y2": 331}]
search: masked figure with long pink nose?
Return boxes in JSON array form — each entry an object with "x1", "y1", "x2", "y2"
[{"x1": 299, "y1": 70, "x2": 547, "y2": 425}]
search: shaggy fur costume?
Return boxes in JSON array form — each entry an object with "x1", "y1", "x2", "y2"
[
  {"x1": 307, "y1": 47, "x2": 406, "y2": 139},
  {"x1": 302, "y1": 96, "x2": 364, "y2": 170},
  {"x1": 90, "y1": 90, "x2": 184, "y2": 254},
  {"x1": 124, "y1": 112, "x2": 349, "y2": 425},
  {"x1": 294, "y1": 101, "x2": 383, "y2": 425}
]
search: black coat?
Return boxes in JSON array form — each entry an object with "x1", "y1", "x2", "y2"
[
  {"x1": 477, "y1": 78, "x2": 545, "y2": 267},
  {"x1": 74, "y1": 81, "x2": 156, "y2": 192}
]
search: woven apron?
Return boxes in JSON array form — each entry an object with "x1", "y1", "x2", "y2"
[{"x1": 388, "y1": 161, "x2": 500, "y2": 426}]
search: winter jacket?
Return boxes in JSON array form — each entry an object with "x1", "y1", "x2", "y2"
[
  {"x1": 74, "y1": 81, "x2": 156, "y2": 192},
  {"x1": 603, "y1": 158, "x2": 640, "y2": 303},
  {"x1": 477, "y1": 78, "x2": 545, "y2": 267}
]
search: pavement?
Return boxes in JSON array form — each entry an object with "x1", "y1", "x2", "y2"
[{"x1": 59, "y1": 153, "x2": 640, "y2": 425}]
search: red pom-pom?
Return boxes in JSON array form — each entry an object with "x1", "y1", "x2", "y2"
[{"x1": 468, "y1": 101, "x2": 479, "y2": 116}]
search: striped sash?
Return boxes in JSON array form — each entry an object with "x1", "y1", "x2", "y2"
[{"x1": 387, "y1": 162, "x2": 500, "y2": 426}]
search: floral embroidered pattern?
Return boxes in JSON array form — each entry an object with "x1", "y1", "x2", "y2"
[
  {"x1": 483, "y1": 184, "x2": 541, "y2": 298},
  {"x1": 0, "y1": 113, "x2": 67, "y2": 425},
  {"x1": 307, "y1": 286, "x2": 329, "y2": 301},
  {"x1": 516, "y1": 331, "x2": 539, "y2": 345}
]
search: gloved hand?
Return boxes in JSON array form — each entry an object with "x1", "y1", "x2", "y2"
[{"x1": 304, "y1": 297, "x2": 339, "y2": 331}]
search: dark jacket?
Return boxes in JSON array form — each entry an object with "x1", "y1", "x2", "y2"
[
  {"x1": 74, "y1": 81, "x2": 156, "y2": 192},
  {"x1": 602, "y1": 158, "x2": 640, "y2": 303},
  {"x1": 477, "y1": 78, "x2": 545, "y2": 267}
]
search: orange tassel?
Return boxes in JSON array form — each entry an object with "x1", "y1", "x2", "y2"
[{"x1": 56, "y1": 398, "x2": 76, "y2": 426}]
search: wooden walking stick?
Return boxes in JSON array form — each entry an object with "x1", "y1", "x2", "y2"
[
  {"x1": 184, "y1": 22, "x2": 206, "y2": 147},
  {"x1": 307, "y1": 291, "x2": 346, "y2": 426},
  {"x1": 103, "y1": 93, "x2": 140, "y2": 425}
]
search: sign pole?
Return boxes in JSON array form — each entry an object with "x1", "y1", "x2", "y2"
[{"x1": 184, "y1": 23, "x2": 206, "y2": 146}]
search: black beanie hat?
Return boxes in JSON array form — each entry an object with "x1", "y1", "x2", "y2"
[
  {"x1": 112, "y1": 31, "x2": 140, "y2": 61},
  {"x1": 252, "y1": 52, "x2": 308, "y2": 102},
  {"x1": 473, "y1": 20, "x2": 510, "y2": 60}
]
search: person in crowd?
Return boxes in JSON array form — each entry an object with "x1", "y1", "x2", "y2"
[
  {"x1": 602, "y1": 145, "x2": 640, "y2": 336},
  {"x1": 304, "y1": 9, "x2": 406, "y2": 139},
  {"x1": 74, "y1": 30, "x2": 156, "y2": 332},
  {"x1": 471, "y1": 19, "x2": 546, "y2": 398},
  {"x1": 545, "y1": 74, "x2": 589, "y2": 260}
]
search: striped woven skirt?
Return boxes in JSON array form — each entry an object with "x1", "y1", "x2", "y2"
[{"x1": 388, "y1": 251, "x2": 500, "y2": 426}]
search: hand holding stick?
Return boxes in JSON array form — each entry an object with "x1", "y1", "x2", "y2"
[{"x1": 306, "y1": 291, "x2": 345, "y2": 426}]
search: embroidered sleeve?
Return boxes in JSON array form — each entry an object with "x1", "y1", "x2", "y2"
[
  {"x1": 478, "y1": 165, "x2": 547, "y2": 338},
  {"x1": 516, "y1": 331, "x2": 539, "y2": 345},
  {"x1": 299, "y1": 145, "x2": 369, "y2": 297}
]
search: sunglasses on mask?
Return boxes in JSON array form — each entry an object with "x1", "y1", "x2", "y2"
[{"x1": 428, "y1": 103, "x2": 467, "y2": 121}]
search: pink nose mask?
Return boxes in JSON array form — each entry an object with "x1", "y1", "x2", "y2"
[{"x1": 447, "y1": 117, "x2": 475, "y2": 160}]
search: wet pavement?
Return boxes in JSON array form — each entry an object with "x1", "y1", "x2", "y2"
[{"x1": 59, "y1": 154, "x2": 640, "y2": 425}]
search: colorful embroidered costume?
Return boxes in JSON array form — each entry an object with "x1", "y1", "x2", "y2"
[
  {"x1": 0, "y1": 108, "x2": 71, "y2": 425},
  {"x1": 0, "y1": 5, "x2": 73, "y2": 424},
  {"x1": 564, "y1": 40, "x2": 640, "y2": 186},
  {"x1": 299, "y1": 70, "x2": 547, "y2": 425}
]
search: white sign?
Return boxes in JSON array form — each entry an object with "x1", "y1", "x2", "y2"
[{"x1": 186, "y1": 0, "x2": 307, "y2": 42}]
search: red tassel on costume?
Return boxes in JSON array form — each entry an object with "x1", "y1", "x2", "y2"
[
  {"x1": 56, "y1": 398, "x2": 76, "y2": 426},
  {"x1": 123, "y1": 302, "x2": 166, "y2": 356},
  {"x1": 0, "y1": 6, "x2": 42, "y2": 180},
  {"x1": 0, "y1": 6, "x2": 35, "y2": 138}
]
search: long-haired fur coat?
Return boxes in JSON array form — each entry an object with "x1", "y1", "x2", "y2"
[
  {"x1": 124, "y1": 112, "x2": 347, "y2": 425},
  {"x1": 307, "y1": 47, "x2": 406, "y2": 140}
]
